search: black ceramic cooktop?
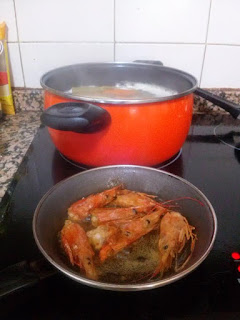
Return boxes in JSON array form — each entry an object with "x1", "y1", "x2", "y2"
[{"x1": 0, "y1": 114, "x2": 240, "y2": 319}]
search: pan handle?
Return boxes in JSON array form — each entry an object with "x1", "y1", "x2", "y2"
[
  {"x1": 41, "y1": 102, "x2": 111, "y2": 133},
  {"x1": 0, "y1": 259, "x2": 56, "y2": 297},
  {"x1": 194, "y1": 88, "x2": 240, "y2": 120}
]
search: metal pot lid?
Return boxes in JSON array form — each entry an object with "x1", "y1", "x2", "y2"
[{"x1": 40, "y1": 62, "x2": 198, "y2": 105}]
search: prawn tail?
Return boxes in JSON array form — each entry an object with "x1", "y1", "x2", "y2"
[
  {"x1": 99, "y1": 245, "x2": 113, "y2": 262},
  {"x1": 150, "y1": 267, "x2": 164, "y2": 280},
  {"x1": 175, "y1": 233, "x2": 197, "y2": 272}
]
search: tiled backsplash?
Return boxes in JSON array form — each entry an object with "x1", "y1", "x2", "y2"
[{"x1": 1, "y1": 0, "x2": 240, "y2": 88}]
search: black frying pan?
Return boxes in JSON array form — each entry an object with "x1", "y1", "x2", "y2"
[
  {"x1": 31, "y1": 165, "x2": 217, "y2": 291},
  {"x1": 0, "y1": 165, "x2": 217, "y2": 294}
]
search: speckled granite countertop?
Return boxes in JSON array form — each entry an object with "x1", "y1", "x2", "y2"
[{"x1": 0, "y1": 111, "x2": 41, "y2": 201}]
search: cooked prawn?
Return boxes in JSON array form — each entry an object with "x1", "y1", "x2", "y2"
[
  {"x1": 109, "y1": 190, "x2": 160, "y2": 208},
  {"x1": 99, "y1": 208, "x2": 164, "y2": 262},
  {"x1": 86, "y1": 224, "x2": 119, "y2": 251},
  {"x1": 68, "y1": 185, "x2": 122, "y2": 221},
  {"x1": 152, "y1": 211, "x2": 196, "y2": 277},
  {"x1": 60, "y1": 185, "x2": 198, "y2": 283},
  {"x1": 60, "y1": 220, "x2": 98, "y2": 280},
  {"x1": 90, "y1": 205, "x2": 161, "y2": 226}
]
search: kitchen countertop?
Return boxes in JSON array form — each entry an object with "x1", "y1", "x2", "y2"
[{"x1": 0, "y1": 111, "x2": 41, "y2": 201}]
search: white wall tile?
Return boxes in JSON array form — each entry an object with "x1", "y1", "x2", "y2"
[
  {"x1": 20, "y1": 43, "x2": 114, "y2": 88},
  {"x1": 115, "y1": 0, "x2": 211, "y2": 43},
  {"x1": 0, "y1": 0, "x2": 18, "y2": 42},
  {"x1": 201, "y1": 45, "x2": 240, "y2": 88},
  {"x1": 208, "y1": 0, "x2": 240, "y2": 45},
  {"x1": 8, "y1": 43, "x2": 24, "y2": 87},
  {"x1": 116, "y1": 44, "x2": 204, "y2": 82},
  {"x1": 15, "y1": 0, "x2": 114, "y2": 42}
]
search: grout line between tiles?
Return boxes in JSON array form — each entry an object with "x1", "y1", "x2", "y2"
[
  {"x1": 199, "y1": 0, "x2": 213, "y2": 87},
  {"x1": 13, "y1": 0, "x2": 26, "y2": 88},
  {"x1": 11, "y1": 41, "x2": 115, "y2": 44},
  {"x1": 113, "y1": 0, "x2": 116, "y2": 61},
  {"x1": 7, "y1": 41, "x2": 240, "y2": 47},
  {"x1": 115, "y1": 42, "x2": 240, "y2": 46},
  {"x1": 114, "y1": 41, "x2": 205, "y2": 45}
]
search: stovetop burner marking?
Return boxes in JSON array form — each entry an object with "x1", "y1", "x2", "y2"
[
  {"x1": 59, "y1": 153, "x2": 88, "y2": 170},
  {"x1": 59, "y1": 148, "x2": 183, "y2": 170},
  {"x1": 157, "y1": 148, "x2": 182, "y2": 169},
  {"x1": 214, "y1": 124, "x2": 240, "y2": 150}
]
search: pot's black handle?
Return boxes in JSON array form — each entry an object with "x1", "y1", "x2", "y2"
[
  {"x1": 41, "y1": 102, "x2": 111, "y2": 133},
  {"x1": 195, "y1": 88, "x2": 240, "y2": 120},
  {"x1": 0, "y1": 259, "x2": 56, "y2": 297}
]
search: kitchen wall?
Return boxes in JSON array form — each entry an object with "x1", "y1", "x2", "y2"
[{"x1": 1, "y1": 0, "x2": 240, "y2": 88}]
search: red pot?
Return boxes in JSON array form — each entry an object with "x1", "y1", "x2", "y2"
[
  {"x1": 41, "y1": 62, "x2": 239, "y2": 167},
  {"x1": 44, "y1": 91, "x2": 193, "y2": 167}
]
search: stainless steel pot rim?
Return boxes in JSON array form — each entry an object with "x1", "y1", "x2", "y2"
[
  {"x1": 40, "y1": 62, "x2": 198, "y2": 105},
  {"x1": 33, "y1": 165, "x2": 217, "y2": 291}
]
